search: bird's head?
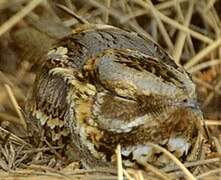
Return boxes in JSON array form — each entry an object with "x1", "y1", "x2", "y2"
[{"x1": 81, "y1": 48, "x2": 202, "y2": 133}]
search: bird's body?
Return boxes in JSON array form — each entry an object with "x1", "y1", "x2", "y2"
[{"x1": 26, "y1": 25, "x2": 203, "y2": 168}]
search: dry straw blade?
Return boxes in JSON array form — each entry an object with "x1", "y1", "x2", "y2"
[
  {"x1": 4, "y1": 84, "x2": 27, "y2": 130},
  {"x1": 0, "y1": 0, "x2": 45, "y2": 37}
]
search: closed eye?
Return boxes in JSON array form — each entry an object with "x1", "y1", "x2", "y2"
[{"x1": 113, "y1": 93, "x2": 137, "y2": 102}]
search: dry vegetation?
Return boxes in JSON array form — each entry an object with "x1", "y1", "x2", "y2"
[{"x1": 0, "y1": 0, "x2": 221, "y2": 179}]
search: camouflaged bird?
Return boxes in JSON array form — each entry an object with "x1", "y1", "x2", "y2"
[{"x1": 26, "y1": 25, "x2": 204, "y2": 168}]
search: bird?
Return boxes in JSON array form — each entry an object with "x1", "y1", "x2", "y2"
[{"x1": 26, "y1": 24, "x2": 204, "y2": 169}]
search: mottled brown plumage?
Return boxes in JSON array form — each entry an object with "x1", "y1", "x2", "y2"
[{"x1": 26, "y1": 25, "x2": 204, "y2": 169}]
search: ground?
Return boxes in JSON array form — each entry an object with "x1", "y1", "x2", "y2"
[{"x1": 0, "y1": 0, "x2": 221, "y2": 179}]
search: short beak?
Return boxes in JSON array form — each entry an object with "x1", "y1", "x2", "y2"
[{"x1": 173, "y1": 100, "x2": 200, "y2": 110}]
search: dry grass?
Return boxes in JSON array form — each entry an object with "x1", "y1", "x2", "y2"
[{"x1": 0, "y1": 0, "x2": 221, "y2": 179}]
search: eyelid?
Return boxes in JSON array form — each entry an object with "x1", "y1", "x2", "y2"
[
  {"x1": 108, "y1": 90, "x2": 136, "y2": 102},
  {"x1": 114, "y1": 94, "x2": 136, "y2": 102}
]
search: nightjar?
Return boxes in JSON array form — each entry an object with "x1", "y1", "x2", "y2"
[{"x1": 26, "y1": 25, "x2": 204, "y2": 168}]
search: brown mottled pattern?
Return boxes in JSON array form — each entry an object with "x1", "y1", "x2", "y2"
[
  {"x1": 26, "y1": 25, "x2": 204, "y2": 168},
  {"x1": 57, "y1": 28, "x2": 178, "y2": 69}
]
